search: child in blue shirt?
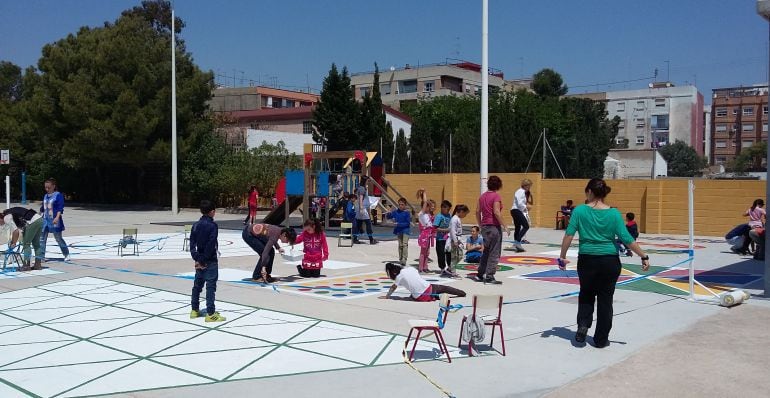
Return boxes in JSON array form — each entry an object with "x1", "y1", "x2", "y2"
[
  {"x1": 344, "y1": 193, "x2": 357, "y2": 222},
  {"x1": 386, "y1": 197, "x2": 412, "y2": 265},
  {"x1": 433, "y1": 200, "x2": 452, "y2": 272},
  {"x1": 465, "y1": 226, "x2": 484, "y2": 263}
]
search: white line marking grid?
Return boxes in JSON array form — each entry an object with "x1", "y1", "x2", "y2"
[{"x1": 0, "y1": 277, "x2": 469, "y2": 397}]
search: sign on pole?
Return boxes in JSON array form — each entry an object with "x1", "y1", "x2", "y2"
[{"x1": 0, "y1": 149, "x2": 8, "y2": 165}]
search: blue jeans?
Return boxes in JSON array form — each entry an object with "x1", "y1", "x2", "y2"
[
  {"x1": 354, "y1": 219, "x2": 373, "y2": 241},
  {"x1": 40, "y1": 228, "x2": 70, "y2": 259},
  {"x1": 242, "y1": 227, "x2": 274, "y2": 279},
  {"x1": 192, "y1": 261, "x2": 218, "y2": 315}
]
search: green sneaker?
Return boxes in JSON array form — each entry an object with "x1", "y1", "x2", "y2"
[
  {"x1": 190, "y1": 310, "x2": 201, "y2": 319},
  {"x1": 205, "y1": 312, "x2": 226, "y2": 322}
]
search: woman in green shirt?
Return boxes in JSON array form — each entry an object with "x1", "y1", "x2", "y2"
[{"x1": 559, "y1": 178, "x2": 650, "y2": 348}]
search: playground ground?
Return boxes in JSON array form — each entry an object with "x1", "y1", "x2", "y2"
[{"x1": 0, "y1": 206, "x2": 769, "y2": 398}]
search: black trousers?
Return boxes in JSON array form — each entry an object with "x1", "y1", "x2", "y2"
[
  {"x1": 428, "y1": 284, "x2": 466, "y2": 298},
  {"x1": 576, "y1": 254, "x2": 622, "y2": 345},
  {"x1": 511, "y1": 209, "x2": 529, "y2": 242},
  {"x1": 436, "y1": 240, "x2": 447, "y2": 269}
]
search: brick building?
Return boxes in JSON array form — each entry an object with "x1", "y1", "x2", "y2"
[{"x1": 710, "y1": 85, "x2": 768, "y2": 166}]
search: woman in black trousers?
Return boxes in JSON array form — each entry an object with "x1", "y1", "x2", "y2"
[{"x1": 558, "y1": 178, "x2": 649, "y2": 348}]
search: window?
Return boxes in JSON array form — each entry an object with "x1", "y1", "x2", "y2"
[
  {"x1": 743, "y1": 140, "x2": 754, "y2": 148},
  {"x1": 764, "y1": 106, "x2": 768, "y2": 115},
  {"x1": 651, "y1": 115, "x2": 669, "y2": 130},
  {"x1": 359, "y1": 87, "x2": 370, "y2": 97},
  {"x1": 716, "y1": 108, "x2": 727, "y2": 117},
  {"x1": 423, "y1": 81, "x2": 434, "y2": 92},
  {"x1": 743, "y1": 107, "x2": 754, "y2": 116},
  {"x1": 635, "y1": 118, "x2": 645, "y2": 128},
  {"x1": 302, "y1": 121, "x2": 314, "y2": 135},
  {"x1": 733, "y1": 108, "x2": 738, "y2": 116},
  {"x1": 764, "y1": 123, "x2": 768, "y2": 132},
  {"x1": 285, "y1": 100, "x2": 295, "y2": 108},
  {"x1": 716, "y1": 141, "x2": 727, "y2": 148},
  {"x1": 716, "y1": 156, "x2": 727, "y2": 164},
  {"x1": 618, "y1": 120, "x2": 625, "y2": 129},
  {"x1": 654, "y1": 98, "x2": 666, "y2": 107},
  {"x1": 616, "y1": 102, "x2": 625, "y2": 112},
  {"x1": 743, "y1": 123, "x2": 754, "y2": 132},
  {"x1": 716, "y1": 124, "x2": 727, "y2": 132},
  {"x1": 380, "y1": 83, "x2": 391, "y2": 95},
  {"x1": 636, "y1": 136, "x2": 645, "y2": 145},
  {"x1": 399, "y1": 80, "x2": 417, "y2": 94}
]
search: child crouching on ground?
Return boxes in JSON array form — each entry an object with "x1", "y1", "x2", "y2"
[
  {"x1": 465, "y1": 226, "x2": 484, "y2": 263},
  {"x1": 382, "y1": 262, "x2": 465, "y2": 301},
  {"x1": 294, "y1": 218, "x2": 328, "y2": 277},
  {"x1": 445, "y1": 204, "x2": 469, "y2": 278},
  {"x1": 386, "y1": 197, "x2": 412, "y2": 265},
  {"x1": 189, "y1": 200, "x2": 225, "y2": 322}
]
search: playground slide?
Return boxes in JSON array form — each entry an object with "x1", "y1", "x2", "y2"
[{"x1": 261, "y1": 196, "x2": 304, "y2": 226}]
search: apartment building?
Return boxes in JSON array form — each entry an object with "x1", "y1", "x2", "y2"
[
  {"x1": 571, "y1": 83, "x2": 704, "y2": 154},
  {"x1": 350, "y1": 61, "x2": 507, "y2": 110},
  {"x1": 710, "y1": 85, "x2": 768, "y2": 166},
  {"x1": 210, "y1": 86, "x2": 319, "y2": 112}
]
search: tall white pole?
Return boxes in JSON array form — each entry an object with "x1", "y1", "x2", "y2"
[
  {"x1": 688, "y1": 179, "x2": 695, "y2": 300},
  {"x1": 4, "y1": 175, "x2": 9, "y2": 210},
  {"x1": 480, "y1": 0, "x2": 489, "y2": 194},
  {"x1": 171, "y1": 8, "x2": 179, "y2": 214}
]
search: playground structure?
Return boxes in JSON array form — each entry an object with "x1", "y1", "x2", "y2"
[{"x1": 259, "y1": 144, "x2": 416, "y2": 228}]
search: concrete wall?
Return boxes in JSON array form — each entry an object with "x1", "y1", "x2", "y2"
[
  {"x1": 246, "y1": 129, "x2": 314, "y2": 154},
  {"x1": 384, "y1": 173, "x2": 765, "y2": 237}
]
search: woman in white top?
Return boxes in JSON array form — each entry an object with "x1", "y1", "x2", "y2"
[
  {"x1": 739, "y1": 199, "x2": 766, "y2": 255},
  {"x1": 510, "y1": 179, "x2": 532, "y2": 252},
  {"x1": 383, "y1": 263, "x2": 465, "y2": 301}
]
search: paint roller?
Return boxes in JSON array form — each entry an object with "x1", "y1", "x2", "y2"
[{"x1": 718, "y1": 290, "x2": 748, "y2": 307}]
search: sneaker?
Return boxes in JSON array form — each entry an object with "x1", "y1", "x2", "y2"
[
  {"x1": 353, "y1": 239, "x2": 362, "y2": 244},
  {"x1": 521, "y1": 239, "x2": 531, "y2": 244},
  {"x1": 265, "y1": 275, "x2": 277, "y2": 283},
  {"x1": 190, "y1": 310, "x2": 201, "y2": 319},
  {"x1": 484, "y1": 276, "x2": 502, "y2": 285},
  {"x1": 205, "y1": 312, "x2": 226, "y2": 322},
  {"x1": 64, "y1": 255, "x2": 71, "y2": 262},
  {"x1": 440, "y1": 270, "x2": 453, "y2": 278},
  {"x1": 593, "y1": 339, "x2": 610, "y2": 348},
  {"x1": 575, "y1": 326, "x2": 588, "y2": 343},
  {"x1": 471, "y1": 274, "x2": 484, "y2": 282},
  {"x1": 369, "y1": 239, "x2": 378, "y2": 245},
  {"x1": 625, "y1": 250, "x2": 633, "y2": 257},
  {"x1": 514, "y1": 244, "x2": 526, "y2": 253}
]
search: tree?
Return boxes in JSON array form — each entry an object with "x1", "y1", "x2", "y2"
[
  {"x1": 381, "y1": 121, "x2": 394, "y2": 173},
  {"x1": 16, "y1": 0, "x2": 213, "y2": 203},
  {"x1": 658, "y1": 140, "x2": 708, "y2": 177},
  {"x1": 312, "y1": 63, "x2": 359, "y2": 151},
  {"x1": 731, "y1": 141, "x2": 767, "y2": 172},
  {"x1": 393, "y1": 128, "x2": 409, "y2": 173},
  {"x1": 0, "y1": 61, "x2": 22, "y2": 101},
  {"x1": 532, "y1": 68, "x2": 568, "y2": 97}
]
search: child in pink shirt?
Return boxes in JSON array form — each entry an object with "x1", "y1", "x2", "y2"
[{"x1": 294, "y1": 218, "x2": 329, "y2": 278}]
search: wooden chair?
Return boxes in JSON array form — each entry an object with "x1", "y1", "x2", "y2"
[
  {"x1": 338, "y1": 222, "x2": 354, "y2": 247},
  {"x1": 458, "y1": 294, "x2": 506, "y2": 356},
  {"x1": 405, "y1": 293, "x2": 452, "y2": 363},
  {"x1": 182, "y1": 224, "x2": 193, "y2": 252},
  {"x1": 118, "y1": 228, "x2": 139, "y2": 257}
]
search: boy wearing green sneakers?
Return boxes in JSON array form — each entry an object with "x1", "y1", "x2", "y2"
[{"x1": 189, "y1": 200, "x2": 225, "y2": 322}]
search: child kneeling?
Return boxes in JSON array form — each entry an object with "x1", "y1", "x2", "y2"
[
  {"x1": 294, "y1": 218, "x2": 328, "y2": 277},
  {"x1": 383, "y1": 262, "x2": 465, "y2": 301}
]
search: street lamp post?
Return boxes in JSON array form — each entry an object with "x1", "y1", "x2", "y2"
[{"x1": 755, "y1": 0, "x2": 770, "y2": 297}]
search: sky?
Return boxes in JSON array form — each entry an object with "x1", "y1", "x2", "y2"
[{"x1": 1, "y1": 0, "x2": 768, "y2": 104}]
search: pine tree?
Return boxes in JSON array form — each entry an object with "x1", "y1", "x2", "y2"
[
  {"x1": 358, "y1": 63, "x2": 390, "y2": 152},
  {"x1": 393, "y1": 128, "x2": 409, "y2": 173},
  {"x1": 312, "y1": 64, "x2": 359, "y2": 151}
]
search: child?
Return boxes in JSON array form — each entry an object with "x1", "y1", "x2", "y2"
[
  {"x1": 465, "y1": 226, "x2": 484, "y2": 263},
  {"x1": 189, "y1": 200, "x2": 225, "y2": 322},
  {"x1": 344, "y1": 193, "x2": 357, "y2": 222},
  {"x1": 242, "y1": 222, "x2": 297, "y2": 283},
  {"x1": 416, "y1": 190, "x2": 435, "y2": 273},
  {"x1": 294, "y1": 218, "x2": 328, "y2": 277},
  {"x1": 0, "y1": 207, "x2": 44, "y2": 270},
  {"x1": 383, "y1": 262, "x2": 466, "y2": 301},
  {"x1": 386, "y1": 197, "x2": 412, "y2": 265},
  {"x1": 445, "y1": 204, "x2": 469, "y2": 278},
  {"x1": 433, "y1": 200, "x2": 452, "y2": 273},
  {"x1": 619, "y1": 212, "x2": 639, "y2": 256}
]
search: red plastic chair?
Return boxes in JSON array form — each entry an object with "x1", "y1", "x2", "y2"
[
  {"x1": 405, "y1": 293, "x2": 452, "y2": 363},
  {"x1": 458, "y1": 295, "x2": 506, "y2": 356}
]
